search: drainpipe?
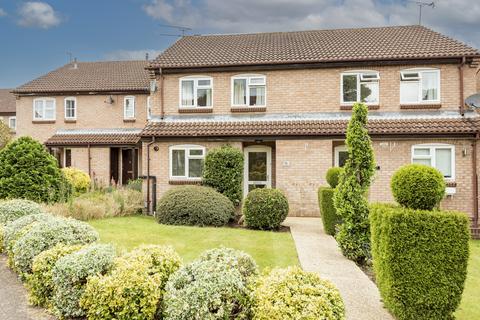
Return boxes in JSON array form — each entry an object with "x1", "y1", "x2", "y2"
[
  {"x1": 87, "y1": 144, "x2": 91, "y2": 177},
  {"x1": 473, "y1": 133, "x2": 479, "y2": 228},
  {"x1": 159, "y1": 69, "x2": 165, "y2": 120},
  {"x1": 145, "y1": 137, "x2": 156, "y2": 214},
  {"x1": 459, "y1": 56, "x2": 466, "y2": 116}
]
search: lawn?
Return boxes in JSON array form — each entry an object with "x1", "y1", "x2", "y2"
[
  {"x1": 89, "y1": 215, "x2": 299, "y2": 269},
  {"x1": 456, "y1": 240, "x2": 480, "y2": 319}
]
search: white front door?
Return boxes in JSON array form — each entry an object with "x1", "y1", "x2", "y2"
[{"x1": 244, "y1": 146, "x2": 272, "y2": 196}]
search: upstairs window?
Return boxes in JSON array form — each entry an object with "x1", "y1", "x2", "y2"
[
  {"x1": 8, "y1": 116, "x2": 16, "y2": 130},
  {"x1": 64, "y1": 97, "x2": 76, "y2": 119},
  {"x1": 180, "y1": 77, "x2": 212, "y2": 108},
  {"x1": 33, "y1": 98, "x2": 56, "y2": 120},
  {"x1": 341, "y1": 71, "x2": 379, "y2": 104},
  {"x1": 400, "y1": 69, "x2": 440, "y2": 104},
  {"x1": 232, "y1": 75, "x2": 266, "y2": 106},
  {"x1": 147, "y1": 96, "x2": 152, "y2": 120},
  {"x1": 124, "y1": 96, "x2": 136, "y2": 119},
  {"x1": 169, "y1": 145, "x2": 206, "y2": 180},
  {"x1": 412, "y1": 144, "x2": 454, "y2": 179}
]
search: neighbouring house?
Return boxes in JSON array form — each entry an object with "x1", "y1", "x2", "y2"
[
  {"x1": 0, "y1": 89, "x2": 17, "y2": 132},
  {"x1": 13, "y1": 60, "x2": 152, "y2": 185},
  {"x1": 140, "y1": 25, "x2": 480, "y2": 234}
]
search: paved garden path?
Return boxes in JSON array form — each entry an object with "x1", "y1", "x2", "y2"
[
  {"x1": 0, "y1": 255, "x2": 55, "y2": 320},
  {"x1": 285, "y1": 217, "x2": 394, "y2": 320}
]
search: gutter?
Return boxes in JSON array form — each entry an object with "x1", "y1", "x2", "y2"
[
  {"x1": 160, "y1": 69, "x2": 165, "y2": 119},
  {"x1": 144, "y1": 137, "x2": 156, "y2": 214},
  {"x1": 459, "y1": 56, "x2": 466, "y2": 116},
  {"x1": 473, "y1": 133, "x2": 479, "y2": 228},
  {"x1": 87, "y1": 144, "x2": 91, "y2": 177}
]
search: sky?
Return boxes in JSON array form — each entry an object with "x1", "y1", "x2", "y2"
[{"x1": 0, "y1": 0, "x2": 479, "y2": 88}]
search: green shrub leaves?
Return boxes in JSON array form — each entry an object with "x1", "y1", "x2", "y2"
[
  {"x1": 243, "y1": 188, "x2": 289, "y2": 230},
  {"x1": 318, "y1": 187, "x2": 342, "y2": 235}
]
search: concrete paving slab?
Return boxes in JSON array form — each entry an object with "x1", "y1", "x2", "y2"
[
  {"x1": 285, "y1": 217, "x2": 394, "y2": 320},
  {"x1": 0, "y1": 255, "x2": 55, "y2": 320}
]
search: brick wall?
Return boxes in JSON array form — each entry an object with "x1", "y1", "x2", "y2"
[
  {"x1": 67, "y1": 147, "x2": 110, "y2": 185},
  {"x1": 16, "y1": 94, "x2": 149, "y2": 143},
  {"x1": 144, "y1": 138, "x2": 477, "y2": 218},
  {"x1": 150, "y1": 64, "x2": 478, "y2": 116}
]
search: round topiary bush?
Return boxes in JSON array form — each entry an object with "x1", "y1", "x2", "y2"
[
  {"x1": 199, "y1": 247, "x2": 258, "y2": 282},
  {"x1": 52, "y1": 244, "x2": 116, "y2": 319},
  {"x1": 243, "y1": 188, "x2": 289, "y2": 230},
  {"x1": 0, "y1": 136, "x2": 72, "y2": 203},
  {"x1": 252, "y1": 266, "x2": 346, "y2": 320},
  {"x1": 163, "y1": 259, "x2": 251, "y2": 319},
  {"x1": 391, "y1": 164, "x2": 445, "y2": 210},
  {"x1": 12, "y1": 217, "x2": 99, "y2": 276},
  {"x1": 26, "y1": 244, "x2": 83, "y2": 308},
  {"x1": 326, "y1": 167, "x2": 344, "y2": 188},
  {"x1": 3, "y1": 213, "x2": 56, "y2": 259},
  {"x1": 156, "y1": 186, "x2": 235, "y2": 227},
  {"x1": 81, "y1": 245, "x2": 182, "y2": 320},
  {"x1": 62, "y1": 167, "x2": 91, "y2": 195},
  {"x1": 203, "y1": 145, "x2": 244, "y2": 206},
  {"x1": 0, "y1": 199, "x2": 44, "y2": 225}
]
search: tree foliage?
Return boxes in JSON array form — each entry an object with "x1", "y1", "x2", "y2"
[
  {"x1": 333, "y1": 102, "x2": 375, "y2": 264},
  {"x1": 0, "y1": 136, "x2": 72, "y2": 203}
]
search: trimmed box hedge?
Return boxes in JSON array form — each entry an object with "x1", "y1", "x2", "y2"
[
  {"x1": 370, "y1": 204, "x2": 470, "y2": 320},
  {"x1": 317, "y1": 187, "x2": 341, "y2": 235}
]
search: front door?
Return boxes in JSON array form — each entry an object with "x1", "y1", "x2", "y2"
[
  {"x1": 244, "y1": 146, "x2": 272, "y2": 196},
  {"x1": 121, "y1": 148, "x2": 137, "y2": 185}
]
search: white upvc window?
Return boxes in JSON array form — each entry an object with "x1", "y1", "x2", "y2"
[
  {"x1": 232, "y1": 75, "x2": 266, "y2": 107},
  {"x1": 412, "y1": 144, "x2": 455, "y2": 179},
  {"x1": 124, "y1": 96, "x2": 136, "y2": 119},
  {"x1": 400, "y1": 68, "x2": 440, "y2": 104},
  {"x1": 179, "y1": 76, "x2": 212, "y2": 108},
  {"x1": 334, "y1": 145, "x2": 348, "y2": 167},
  {"x1": 147, "y1": 96, "x2": 152, "y2": 120},
  {"x1": 341, "y1": 71, "x2": 380, "y2": 104},
  {"x1": 8, "y1": 116, "x2": 16, "y2": 130},
  {"x1": 64, "y1": 97, "x2": 76, "y2": 119},
  {"x1": 169, "y1": 145, "x2": 206, "y2": 180},
  {"x1": 33, "y1": 98, "x2": 56, "y2": 120}
]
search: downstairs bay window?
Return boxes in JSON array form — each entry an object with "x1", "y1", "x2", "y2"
[
  {"x1": 169, "y1": 145, "x2": 206, "y2": 180},
  {"x1": 341, "y1": 71, "x2": 379, "y2": 105},
  {"x1": 411, "y1": 144, "x2": 454, "y2": 179}
]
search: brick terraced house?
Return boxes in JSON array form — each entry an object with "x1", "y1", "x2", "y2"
[
  {"x1": 0, "y1": 89, "x2": 16, "y2": 132},
  {"x1": 13, "y1": 60, "x2": 152, "y2": 185},
  {"x1": 139, "y1": 25, "x2": 480, "y2": 233}
]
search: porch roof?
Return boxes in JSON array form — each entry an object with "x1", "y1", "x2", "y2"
[
  {"x1": 141, "y1": 111, "x2": 480, "y2": 138},
  {"x1": 45, "y1": 128, "x2": 142, "y2": 146}
]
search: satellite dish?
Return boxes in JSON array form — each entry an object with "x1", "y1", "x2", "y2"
[{"x1": 466, "y1": 93, "x2": 480, "y2": 109}]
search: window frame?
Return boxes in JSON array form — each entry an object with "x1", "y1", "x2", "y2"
[
  {"x1": 64, "y1": 97, "x2": 77, "y2": 120},
  {"x1": 231, "y1": 74, "x2": 267, "y2": 107},
  {"x1": 33, "y1": 98, "x2": 56, "y2": 121},
  {"x1": 124, "y1": 96, "x2": 136, "y2": 119},
  {"x1": 147, "y1": 96, "x2": 152, "y2": 120},
  {"x1": 334, "y1": 145, "x2": 348, "y2": 167},
  {"x1": 340, "y1": 71, "x2": 380, "y2": 105},
  {"x1": 8, "y1": 116, "x2": 16, "y2": 130},
  {"x1": 411, "y1": 143, "x2": 455, "y2": 180},
  {"x1": 179, "y1": 76, "x2": 213, "y2": 109},
  {"x1": 64, "y1": 148, "x2": 72, "y2": 168},
  {"x1": 400, "y1": 68, "x2": 441, "y2": 104},
  {"x1": 168, "y1": 144, "x2": 206, "y2": 180}
]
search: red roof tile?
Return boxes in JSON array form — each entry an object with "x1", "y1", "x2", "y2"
[
  {"x1": 45, "y1": 129, "x2": 141, "y2": 146},
  {"x1": 149, "y1": 25, "x2": 480, "y2": 69}
]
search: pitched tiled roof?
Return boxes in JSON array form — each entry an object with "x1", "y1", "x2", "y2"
[
  {"x1": 141, "y1": 111, "x2": 480, "y2": 138},
  {"x1": 0, "y1": 89, "x2": 16, "y2": 113},
  {"x1": 45, "y1": 129, "x2": 142, "y2": 146},
  {"x1": 14, "y1": 61, "x2": 151, "y2": 94},
  {"x1": 150, "y1": 25, "x2": 480, "y2": 69}
]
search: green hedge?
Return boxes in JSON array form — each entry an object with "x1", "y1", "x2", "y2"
[
  {"x1": 370, "y1": 204, "x2": 470, "y2": 320},
  {"x1": 326, "y1": 167, "x2": 344, "y2": 188},
  {"x1": 203, "y1": 145, "x2": 244, "y2": 206},
  {"x1": 318, "y1": 187, "x2": 341, "y2": 235},
  {"x1": 243, "y1": 188, "x2": 289, "y2": 230},
  {"x1": 156, "y1": 186, "x2": 235, "y2": 227}
]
